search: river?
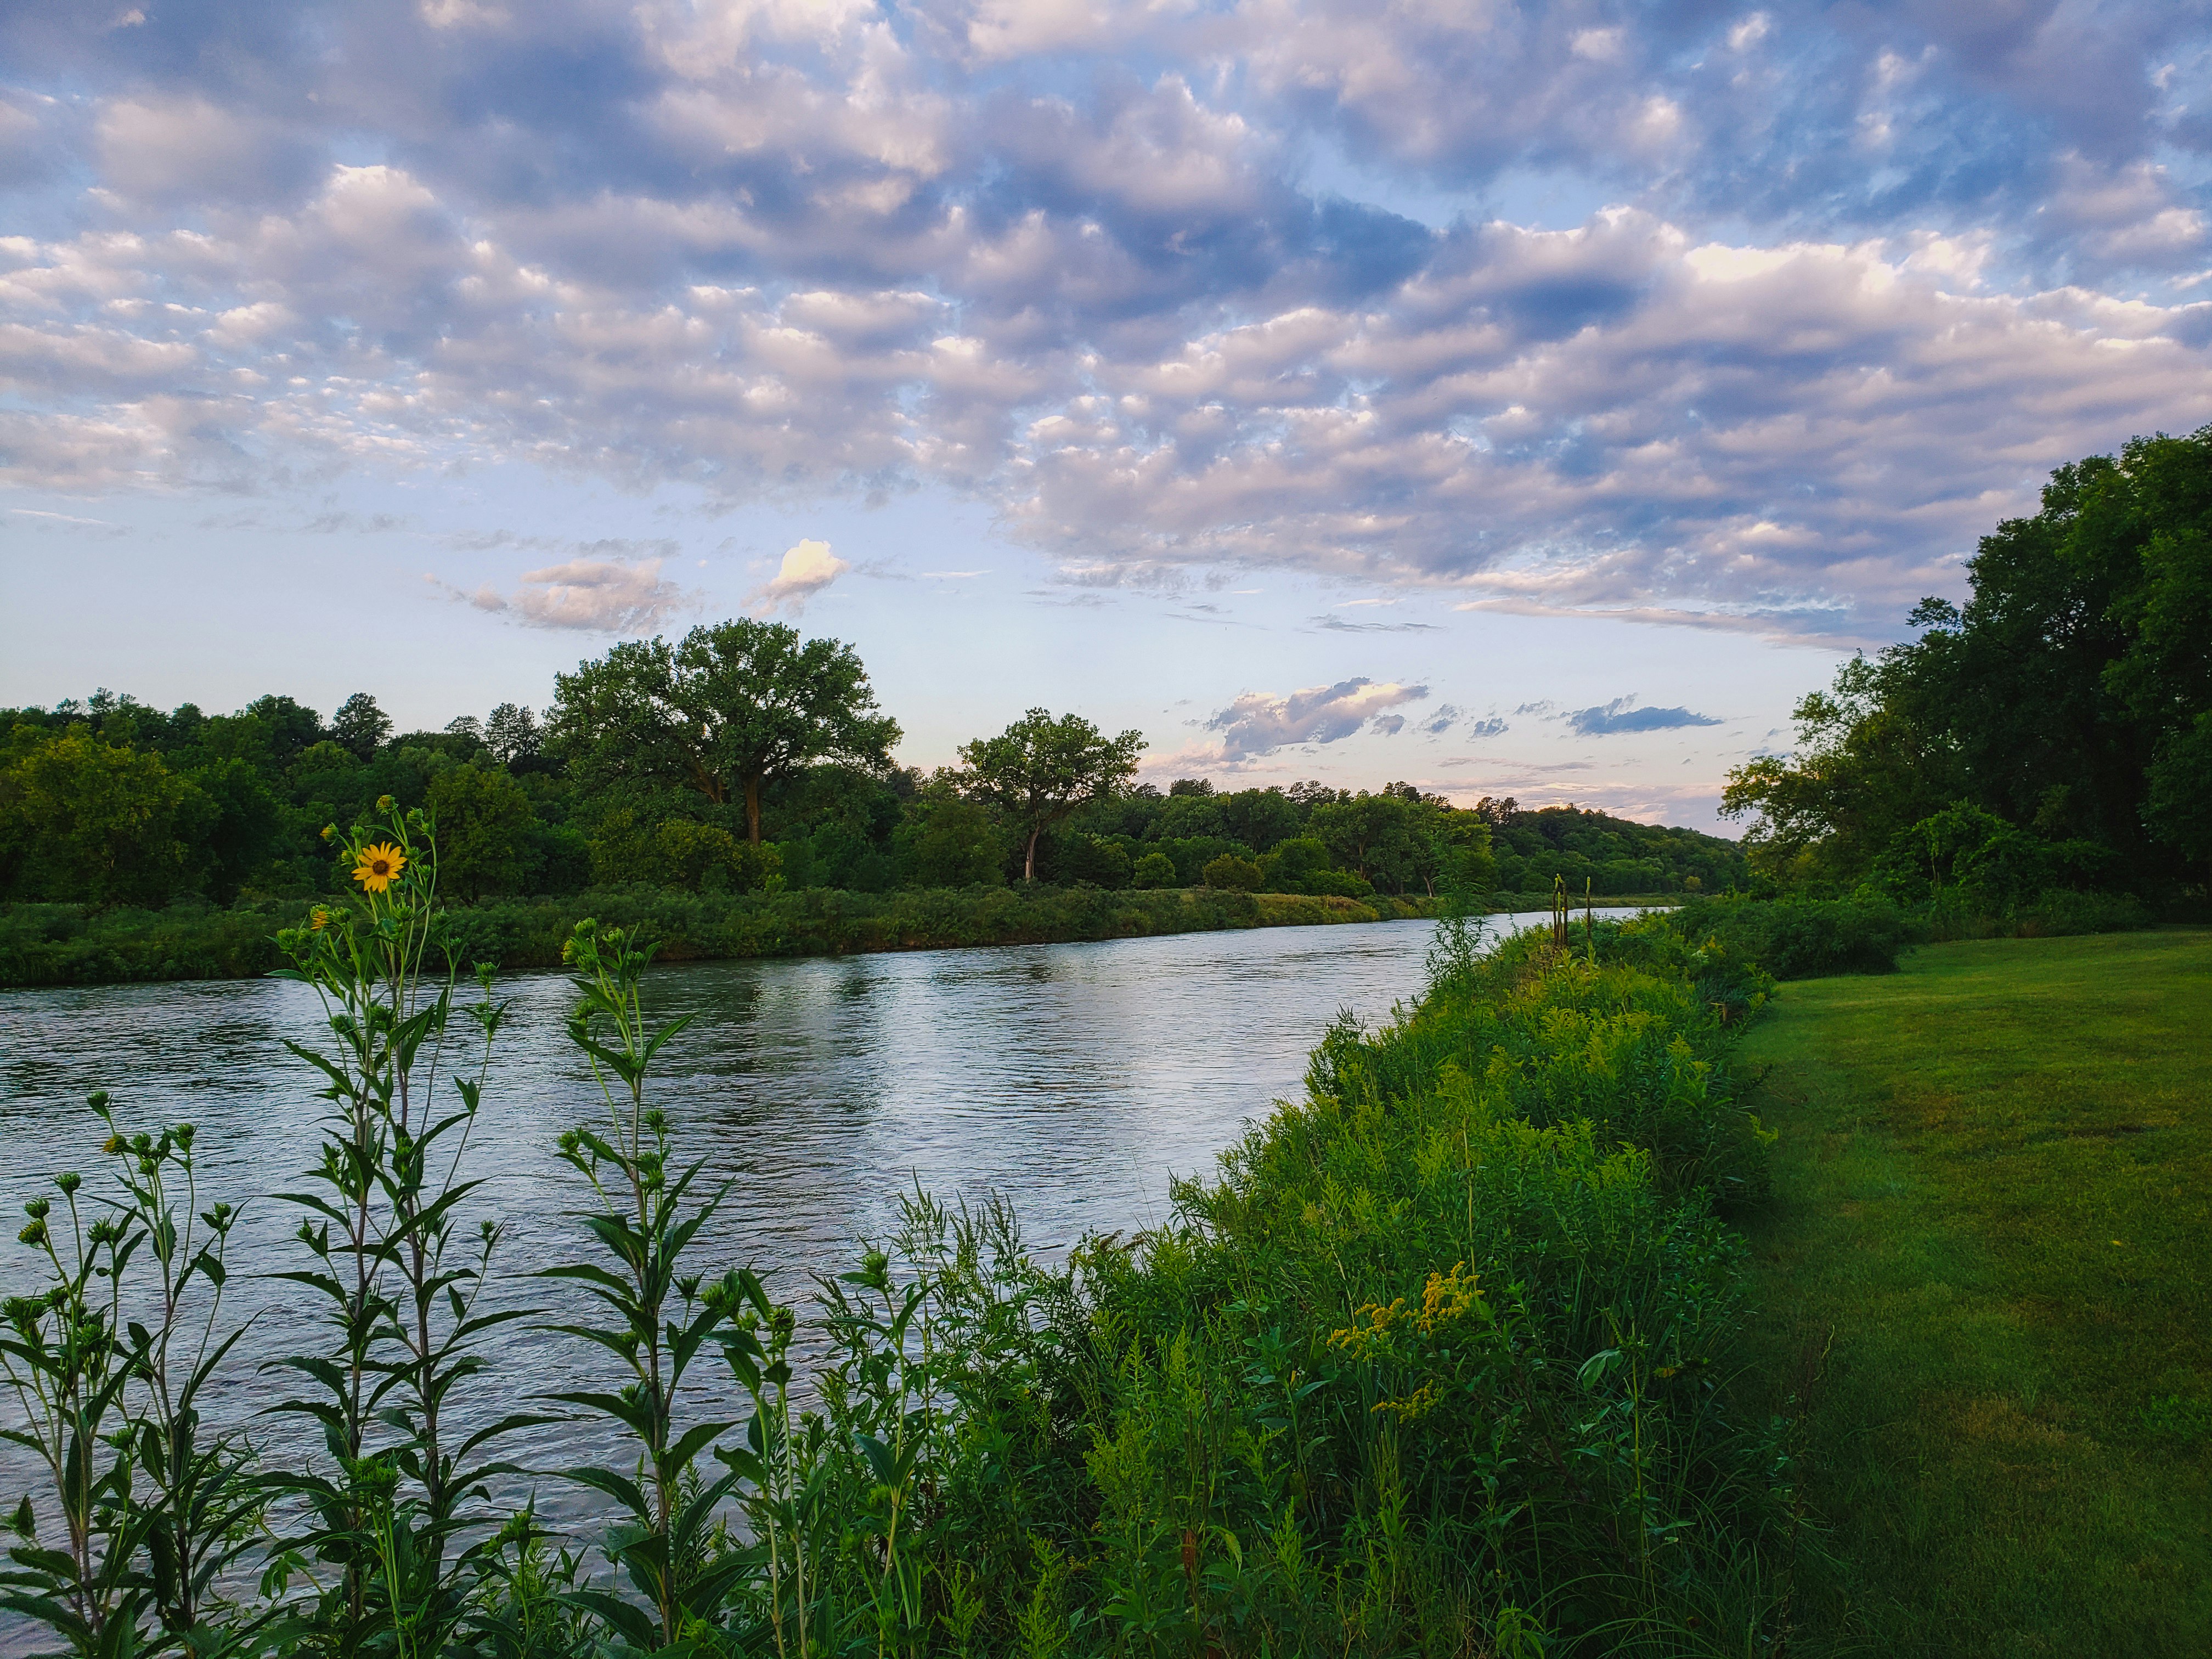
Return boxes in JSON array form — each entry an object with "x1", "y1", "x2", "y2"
[{"x1": 0, "y1": 909, "x2": 1612, "y2": 1635}]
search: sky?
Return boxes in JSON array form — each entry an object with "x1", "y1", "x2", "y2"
[{"x1": 2, "y1": 1, "x2": 2208, "y2": 831}]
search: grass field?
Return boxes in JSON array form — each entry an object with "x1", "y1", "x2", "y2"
[{"x1": 1736, "y1": 928, "x2": 2212, "y2": 1657}]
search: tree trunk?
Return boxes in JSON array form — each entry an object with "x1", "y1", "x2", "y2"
[
  {"x1": 744, "y1": 775, "x2": 762, "y2": 845},
  {"x1": 1024, "y1": 826, "x2": 1040, "y2": 883}
]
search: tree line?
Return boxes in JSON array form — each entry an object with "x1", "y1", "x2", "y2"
[
  {"x1": 1723, "y1": 425, "x2": 2211, "y2": 913},
  {"x1": 0, "y1": 619, "x2": 1743, "y2": 912}
]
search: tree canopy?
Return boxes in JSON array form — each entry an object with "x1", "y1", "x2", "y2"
[
  {"x1": 1725, "y1": 425, "x2": 2212, "y2": 894},
  {"x1": 958, "y1": 709, "x2": 1145, "y2": 882},
  {"x1": 550, "y1": 619, "x2": 901, "y2": 843}
]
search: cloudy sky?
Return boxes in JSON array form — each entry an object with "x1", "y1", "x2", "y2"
[{"x1": 3, "y1": 1, "x2": 2207, "y2": 827}]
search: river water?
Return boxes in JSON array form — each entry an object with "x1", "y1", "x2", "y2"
[{"x1": 0, "y1": 910, "x2": 1605, "y2": 1636}]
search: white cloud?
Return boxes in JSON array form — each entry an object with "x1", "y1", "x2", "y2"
[{"x1": 748, "y1": 538, "x2": 851, "y2": 614}]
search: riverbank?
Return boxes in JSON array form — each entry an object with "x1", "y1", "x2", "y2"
[
  {"x1": 0, "y1": 904, "x2": 1791, "y2": 1656},
  {"x1": 1733, "y1": 928, "x2": 2212, "y2": 1655},
  {"x1": 0, "y1": 885, "x2": 1453, "y2": 988}
]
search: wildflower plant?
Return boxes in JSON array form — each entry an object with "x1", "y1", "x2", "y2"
[
  {"x1": 267, "y1": 798, "x2": 535, "y2": 1649},
  {"x1": 0, "y1": 1094, "x2": 261, "y2": 1658},
  {"x1": 541, "y1": 919, "x2": 749, "y2": 1650}
]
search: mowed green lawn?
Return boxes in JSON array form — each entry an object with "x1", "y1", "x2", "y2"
[{"x1": 1734, "y1": 928, "x2": 2212, "y2": 1658}]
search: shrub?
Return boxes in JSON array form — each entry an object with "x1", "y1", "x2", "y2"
[
  {"x1": 1131, "y1": 849, "x2": 1178, "y2": 888},
  {"x1": 1648, "y1": 894, "x2": 1918, "y2": 978},
  {"x1": 1200, "y1": 852, "x2": 1263, "y2": 891},
  {"x1": 587, "y1": 810, "x2": 780, "y2": 892}
]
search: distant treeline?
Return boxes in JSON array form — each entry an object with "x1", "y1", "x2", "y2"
[{"x1": 0, "y1": 630, "x2": 1745, "y2": 918}]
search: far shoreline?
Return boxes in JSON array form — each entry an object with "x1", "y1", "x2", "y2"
[{"x1": 0, "y1": 887, "x2": 1681, "y2": 992}]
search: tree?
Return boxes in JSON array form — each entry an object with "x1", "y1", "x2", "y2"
[
  {"x1": 958, "y1": 709, "x2": 1145, "y2": 883},
  {"x1": 329, "y1": 692, "x2": 392, "y2": 761},
  {"x1": 551, "y1": 620, "x2": 900, "y2": 844},
  {"x1": 1219, "y1": 787, "x2": 1302, "y2": 853},
  {"x1": 2143, "y1": 711, "x2": 2212, "y2": 877},
  {"x1": 484, "y1": 702, "x2": 543, "y2": 765},
  {"x1": 1055, "y1": 833, "x2": 1132, "y2": 889},
  {"x1": 1258, "y1": 835, "x2": 1331, "y2": 893},
  {"x1": 1406, "y1": 794, "x2": 1497, "y2": 899},
  {"x1": 1308, "y1": 792, "x2": 1423, "y2": 891},
  {"x1": 1723, "y1": 425, "x2": 2212, "y2": 893},
  {"x1": 425, "y1": 764, "x2": 539, "y2": 900},
  {"x1": 0, "y1": 730, "x2": 212, "y2": 905},
  {"x1": 244, "y1": 694, "x2": 324, "y2": 764}
]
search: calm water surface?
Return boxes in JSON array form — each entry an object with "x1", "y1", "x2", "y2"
[{"x1": 0, "y1": 911, "x2": 1606, "y2": 1637}]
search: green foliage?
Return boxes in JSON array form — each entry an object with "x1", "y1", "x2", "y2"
[
  {"x1": 1130, "y1": 850, "x2": 1177, "y2": 889},
  {"x1": 263, "y1": 800, "x2": 532, "y2": 1650},
  {"x1": 0, "y1": 728, "x2": 214, "y2": 907},
  {"x1": 1487, "y1": 804, "x2": 1740, "y2": 900},
  {"x1": 1632, "y1": 895, "x2": 1918, "y2": 980},
  {"x1": 330, "y1": 693, "x2": 394, "y2": 762},
  {"x1": 426, "y1": 764, "x2": 539, "y2": 900},
  {"x1": 544, "y1": 920, "x2": 751, "y2": 1648},
  {"x1": 1200, "y1": 853, "x2": 1263, "y2": 891},
  {"x1": 1051, "y1": 832, "x2": 1132, "y2": 889},
  {"x1": 0, "y1": 888, "x2": 1427, "y2": 989},
  {"x1": 1726, "y1": 425, "x2": 2212, "y2": 899},
  {"x1": 894, "y1": 789, "x2": 1009, "y2": 889},
  {"x1": 0, "y1": 1097, "x2": 261, "y2": 1657},
  {"x1": 550, "y1": 619, "x2": 901, "y2": 844},
  {"x1": 2144, "y1": 708, "x2": 2212, "y2": 867},
  {"x1": 588, "y1": 811, "x2": 781, "y2": 894},
  {"x1": 958, "y1": 709, "x2": 1145, "y2": 883}
]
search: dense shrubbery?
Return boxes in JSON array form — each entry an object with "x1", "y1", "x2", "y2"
[
  {"x1": 2, "y1": 822, "x2": 1796, "y2": 1657},
  {"x1": 1630, "y1": 896, "x2": 1920, "y2": 980}
]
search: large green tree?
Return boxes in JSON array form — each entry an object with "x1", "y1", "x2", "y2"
[
  {"x1": 1725, "y1": 425, "x2": 2212, "y2": 891},
  {"x1": 550, "y1": 620, "x2": 901, "y2": 844},
  {"x1": 329, "y1": 692, "x2": 392, "y2": 761},
  {"x1": 0, "y1": 729, "x2": 213, "y2": 905},
  {"x1": 958, "y1": 709, "x2": 1144, "y2": 882},
  {"x1": 425, "y1": 763, "x2": 539, "y2": 900}
]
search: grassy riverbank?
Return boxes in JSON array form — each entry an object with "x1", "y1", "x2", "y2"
[
  {"x1": 1734, "y1": 929, "x2": 2212, "y2": 1656},
  {"x1": 0, "y1": 885, "x2": 1444, "y2": 988}
]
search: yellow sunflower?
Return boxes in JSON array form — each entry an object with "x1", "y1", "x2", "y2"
[{"x1": 352, "y1": 843, "x2": 408, "y2": 893}]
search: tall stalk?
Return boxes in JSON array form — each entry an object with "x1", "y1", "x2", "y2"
[
  {"x1": 1, "y1": 1095, "x2": 261, "y2": 1657},
  {"x1": 268, "y1": 800, "x2": 537, "y2": 1649},
  {"x1": 543, "y1": 919, "x2": 749, "y2": 1649}
]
